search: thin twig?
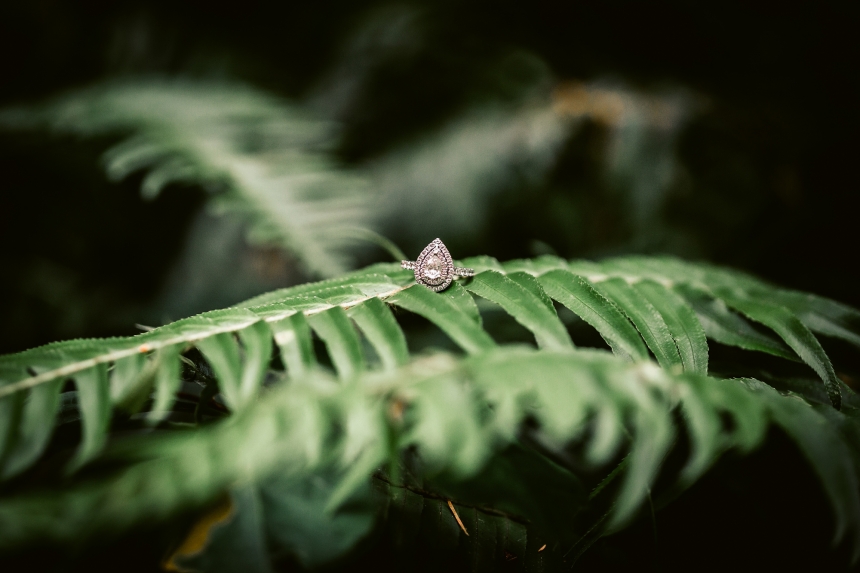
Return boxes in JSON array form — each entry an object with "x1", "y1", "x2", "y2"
[{"x1": 447, "y1": 500, "x2": 469, "y2": 536}]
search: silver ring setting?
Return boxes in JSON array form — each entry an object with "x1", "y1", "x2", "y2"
[{"x1": 401, "y1": 238, "x2": 475, "y2": 292}]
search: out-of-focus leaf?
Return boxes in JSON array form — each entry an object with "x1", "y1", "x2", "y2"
[
  {"x1": 749, "y1": 380, "x2": 860, "y2": 555},
  {"x1": 68, "y1": 363, "x2": 111, "y2": 472},
  {"x1": 148, "y1": 346, "x2": 181, "y2": 422},
  {"x1": 676, "y1": 375, "x2": 722, "y2": 484},
  {"x1": 261, "y1": 470, "x2": 376, "y2": 568},
  {"x1": 1, "y1": 376, "x2": 63, "y2": 479},
  {"x1": 269, "y1": 312, "x2": 316, "y2": 379},
  {"x1": 308, "y1": 307, "x2": 364, "y2": 379},
  {"x1": 347, "y1": 297, "x2": 409, "y2": 371},
  {"x1": 236, "y1": 321, "x2": 274, "y2": 400},
  {"x1": 196, "y1": 332, "x2": 243, "y2": 411}
]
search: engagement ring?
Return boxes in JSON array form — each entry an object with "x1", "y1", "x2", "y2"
[{"x1": 402, "y1": 239, "x2": 475, "y2": 292}]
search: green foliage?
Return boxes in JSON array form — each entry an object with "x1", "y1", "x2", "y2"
[
  {"x1": 0, "y1": 81, "x2": 370, "y2": 277},
  {"x1": 1, "y1": 255, "x2": 859, "y2": 569},
  {"x1": 0, "y1": 78, "x2": 579, "y2": 282}
]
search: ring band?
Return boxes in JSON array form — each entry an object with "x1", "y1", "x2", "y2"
[
  {"x1": 400, "y1": 261, "x2": 475, "y2": 277},
  {"x1": 401, "y1": 239, "x2": 475, "y2": 292}
]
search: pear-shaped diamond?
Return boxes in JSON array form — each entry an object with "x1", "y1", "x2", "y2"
[{"x1": 414, "y1": 239, "x2": 454, "y2": 291}]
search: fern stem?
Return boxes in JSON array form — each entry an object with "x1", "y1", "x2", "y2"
[{"x1": 0, "y1": 284, "x2": 410, "y2": 400}]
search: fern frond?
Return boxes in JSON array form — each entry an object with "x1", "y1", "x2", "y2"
[
  {"x1": 0, "y1": 80, "x2": 369, "y2": 277},
  {"x1": 1, "y1": 255, "x2": 859, "y2": 566}
]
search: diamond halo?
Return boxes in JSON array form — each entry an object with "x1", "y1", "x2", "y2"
[{"x1": 401, "y1": 239, "x2": 475, "y2": 292}]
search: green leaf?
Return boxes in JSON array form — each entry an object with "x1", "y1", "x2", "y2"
[
  {"x1": 474, "y1": 351, "x2": 598, "y2": 447},
  {"x1": 6, "y1": 81, "x2": 375, "y2": 278},
  {"x1": 237, "y1": 274, "x2": 400, "y2": 308},
  {"x1": 109, "y1": 353, "x2": 146, "y2": 403},
  {"x1": 676, "y1": 375, "x2": 722, "y2": 483},
  {"x1": 139, "y1": 307, "x2": 259, "y2": 346},
  {"x1": 347, "y1": 297, "x2": 409, "y2": 371},
  {"x1": 459, "y1": 255, "x2": 506, "y2": 273},
  {"x1": 705, "y1": 378, "x2": 767, "y2": 453},
  {"x1": 148, "y1": 346, "x2": 181, "y2": 422},
  {"x1": 406, "y1": 373, "x2": 491, "y2": 479},
  {"x1": 269, "y1": 312, "x2": 316, "y2": 378},
  {"x1": 771, "y1": 291, "x2": 860, "y2": 348},
  {"x1": 443, "y1": 281, "x2": 483, "y2": 326},
  {"x1": 0, "y1": 345, "x2": 858, "y2": 565},
  {"x1": 538, "y1": 270, "x2": 648, "y2": 361},
  {"x1": 466, "y1": 270, "x2": 573, "y2": 351},
  {"x1": 0, "y1": 253, "x2": 858, "y2": 564},
  {"x1": 673, "y1": 283, "x2": 795, "y2": 360},
  {"x1": 308, "y1": 307, "x2": 365, "y2": 380},
  {"x1": 593, "y1": 278, "x2": 683, "y2": 372},
  {"x1": 326, "y1": 391, "x2": 389, "y2": 510},
  {"x1": 814, "y1": 405, "x2": 860, "y2": 480},
  {"x1": 718, "y1": 291, "x2": 842, "y2": 409},
  {"x1": 607, "y1": 375, "x2": 674, "y2": 528},
  {"x1": 388, "y1": 285, "x2": 496, "y2": 354},
  {"x1": 585, "y1": 400, "x2": 625, "y2": 465},
  {"x1": 504, "y1": 254, "x2": 570, "y2": 275},
  {"x1": 196, "y1": 332, "x2": 243, "y2": 410},
  {"x1": 752, "y1": 381, "x2": 860, "y2": 551},
  {"x1": 1, "y1": 376, "x2": 63, "y2": 479},
  {"x1": 506, "y1": 271, "x2": 556, "y2": 314},
  {"x1": 237, "y1": 321, "x2": 274, "y2": 401},
  {"x1": 633, "y1": 280, "x2": 708, "y2": 374},
  {"x1": 0, "y1": 393, "x2": 23, "y2": 465},
  {"x1": 69, "y1": 363, "x2": 111, "y2": 472}
]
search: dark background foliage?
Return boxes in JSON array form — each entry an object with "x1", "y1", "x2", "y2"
[
  {"x1": 3, "y1": 1, "x2": 859, "y2": 354},
  {"x1": 1, "y1": 1, "x2": 858, "y2": 570}
]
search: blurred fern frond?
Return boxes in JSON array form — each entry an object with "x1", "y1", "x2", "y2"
[
  {"x1": 1, "y1": 256, "x2": 859, "y2": 569},
  {"x1": 0, "y1": 76, "x2": 698, "y2": 277},
  {"x1": 0, "y1": 80, "x2": 370, "y2": 277},
  {"x1": 370, "y1": 103, "x2": 572, "y2": 241}
]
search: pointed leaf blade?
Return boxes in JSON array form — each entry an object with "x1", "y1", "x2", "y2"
[
  {"x1": 677, "y1": 375, "x2": 722, "y2": 484},
  {"x1": 771, "y1": 291, "x2": 860, "y2": 348},
  {"x1": 347, "y1": 298, "x2": 409, "y2": 372},
  {"x1": 634, "y1": 280, "x2": 709, "y2": 374},
  {"x1": 110, "y1": 353, "x2": 147, "y2": 403},
  {"x1": 718, "y1": 291, "x2": 842, "y2": 409},
  {"x1": 308, "y1": 307, "x2": 364, "y2": 380},
  {"x1": 465, "y1": 270, "x2": 573, "y2": 351},
  {"x1": 69, "y1": 363, "x2": 111, "y2": 472},
  {"x1": 269, "y1": 312, "x2": 316, "y2": 379},
  {"x1": 237, "y1": 321, "x2": 274, "y2": 401},
  {"x1": 594, "y1": 278, "x2": 683, "y2": 372},
  {"x1": 538, "y1": 270, "x2": 648, "y2": 361},
  {"x1": 148, "y1": 346, "x2": 182, "y2": 422},
  {"x1": 752, "y1": 382, "x2": 860, "y2": 548},
  {"x1": 388, "y1": 285, "x2": 496, "y2": 355},
  {"x1": 196, "y1": 332, "x2": 243, "y2": 410},
  {"x1": 674, "y1": 283, "x2": 795, "y2": 360},
  {"x1": 1, "y1": 377, "x2": 63, "y2": 479},
  {"x1": 0, "y1": 393, "x2": 23, "y2": 466}
]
